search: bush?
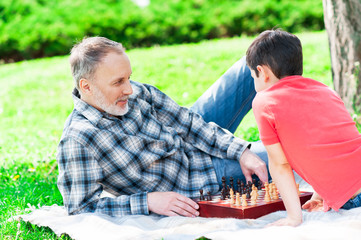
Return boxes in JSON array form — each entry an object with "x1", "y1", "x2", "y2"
[{"x1": 0, "y1": 0, "x2": 324, "y2": 62}]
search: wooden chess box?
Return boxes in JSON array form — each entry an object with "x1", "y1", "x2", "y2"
[{"x1": 196, "y1": 190, "x2": 313, "y2": 219}]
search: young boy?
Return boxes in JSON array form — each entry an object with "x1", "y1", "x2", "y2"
[{"x1": 246, "y1": 29, "x2": 361, "y2": 227}]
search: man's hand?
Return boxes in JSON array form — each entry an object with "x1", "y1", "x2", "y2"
[
  {"x1": 239, "y1": 148, "x2": 268, "y2": 183},
  {"x1": 147, "y1": 192, "x2": 199, "y2": 217}
]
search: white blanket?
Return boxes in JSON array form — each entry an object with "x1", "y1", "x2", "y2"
[{"x1": 13, "y1": 175, "x2": 361, "y2": 240}]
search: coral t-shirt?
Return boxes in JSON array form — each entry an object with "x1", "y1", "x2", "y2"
[{"x1": 252, "y1": 75, "x2": 361, "y2": 211}]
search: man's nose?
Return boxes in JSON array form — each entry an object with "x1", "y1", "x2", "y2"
[{"x1": 124, "y1": 80, "x2": 133, "y2": 95}]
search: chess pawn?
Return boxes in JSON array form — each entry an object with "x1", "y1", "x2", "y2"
[
  {"x1": 246, "y1": 190, "x2": 251, "y2": 199},
  {"x1": 229, "y1": 188, "x2": 234, "y2": 196},
  {"x1": 229, "y1": 188, "x2": 235, "y2": 205},
  {"x1": 230, "y1": 195, "x2": 235, "y2": 205},
  {"x1": 207, "y1": 191, "x2": 212, "y2": 201},
  {"x1": 242, "y1": 194, "x2": 248, "y2": 207},
  {"x1": 199, "y1": 189, "x2": 205, "y2": 201},
  {"x1": 257, "y1": 180, "x2": 262, "y2": 190},
  {"x1": 272, "y1": 186, "x2": 279, "y2": 200},
  {"x1": 250, "y1": 190, "x2": 257, "y2": 204},
  {"x1": 273, "y1": 191, "x2": 279, "y2": 200},
  {"x1": 270, "y1": 186, "x2": 275, "y2": 200},
  {"x1": 252, "y1": 178, "x2": 257, "y2": 187},
  {"x1": 235, "y1": 192, "x2": 241, "y2": 206},
  {"x1": 221, "y1": 188, "x2": 226, "y2": 200},
  {"x1": 269, "y1": 182, "x2": 274, "y2": 191},
  {"x1": 264, "y1": 189, "x2": 271, "y2": 202}
]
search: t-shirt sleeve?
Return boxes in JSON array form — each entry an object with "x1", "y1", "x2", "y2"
[{"x1": 252, "y1": 93, "x2": 280, "y2": 145}]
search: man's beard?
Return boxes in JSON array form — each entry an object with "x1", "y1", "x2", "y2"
[{"x1": 92, "y1": 86, "x2": 129, "y2": 116}]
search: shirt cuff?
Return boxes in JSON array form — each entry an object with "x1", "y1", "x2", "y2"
[
  {"x1": 227, "y1": 138, "x2": 251, "y2": 161},
  {"x1": 130, "y1": 192, "x2": 149, "y2": 215}
]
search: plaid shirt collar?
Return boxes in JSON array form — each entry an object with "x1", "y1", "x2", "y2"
[{"x1": 72, "y1": 88, "x2": 118, "y2": 127}]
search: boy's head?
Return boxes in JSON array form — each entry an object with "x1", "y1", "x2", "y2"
[{"x1": 246, "y1": 29, "x2": 303, "y2": 81}]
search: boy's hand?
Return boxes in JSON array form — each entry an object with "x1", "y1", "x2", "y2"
[
  {"x1": 302, "y1": 192, "x2": 329, "y2": 212},
  {"x1": 302, "y1": 199, "x2": 325, "y2": 212},
  {"x1": 267, "y1": 216, "x2": 302, "y2": 227}
]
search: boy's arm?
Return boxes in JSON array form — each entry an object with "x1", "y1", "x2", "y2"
[{"x1": 266, "y1": 143, "x2": 302, "y2": 227}]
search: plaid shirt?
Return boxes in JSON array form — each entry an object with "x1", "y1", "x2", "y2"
[{"x1": 57, "y1": 81, "x2": 249, "y2": 217}]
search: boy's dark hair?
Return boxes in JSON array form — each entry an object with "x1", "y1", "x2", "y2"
[{"x1": 246, "y1": 29, "x2": 303, "y2": 78}]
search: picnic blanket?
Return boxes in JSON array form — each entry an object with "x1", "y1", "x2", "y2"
[{"x1": 12, "y1": 174, "x2": 361, "y2": 240}]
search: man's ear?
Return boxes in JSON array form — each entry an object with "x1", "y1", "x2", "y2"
[{"x1": 79, "y1": 78, "x2": 92, "y2": 95}]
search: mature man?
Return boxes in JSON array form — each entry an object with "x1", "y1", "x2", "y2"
[{"x1": 57, "y1": 37, "x2": 269, "y2": 218}]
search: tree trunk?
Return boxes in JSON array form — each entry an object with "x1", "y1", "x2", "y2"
[{"x1": 323, "y1": 0, "x2": 361, "y2": 114}]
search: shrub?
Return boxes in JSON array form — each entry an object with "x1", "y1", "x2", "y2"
[{"x1": 0, "y1": 0, "x2": 324, "y2": 62}]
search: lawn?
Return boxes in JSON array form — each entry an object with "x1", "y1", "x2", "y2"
[{"x1": 0, "y1": 31, "x2": 333, "y2": 239}]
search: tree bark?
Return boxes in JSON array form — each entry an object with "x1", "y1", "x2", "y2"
[{"x1": 323, "y1": 0, "x2": 361, "y2": 114}]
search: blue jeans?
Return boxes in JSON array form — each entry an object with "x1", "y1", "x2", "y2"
[
  {"x1": 341, "y1": 192, "x2": 361, "y2": 210},
  {"x1": 190, "y1": 57, "x2": 269, "y2": 189}
]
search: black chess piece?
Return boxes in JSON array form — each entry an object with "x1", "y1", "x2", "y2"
[
  {"x1": 221, "y1": 176, "x2": 226, "y2": 185},
  {"x1": 220, "y1": 188, "x2": 225, "y2": 200},
  {"x1": 252, "y1": 178, "x2": 257, "y2": 187},
  {"x1": 199, "y1": 189, "x2": 205, "y2": 200},
  {"x1": 246, "y1": 187, "x2": 251, "y2": 199},
  {"x1": 207, "y1": 191, "x2": 212, "y2": 201},
  {"x1": 258, "y1": 180, "x2": 262, "y2": 190},
  {"x1": 237, "y1": 179, "x2": 242, "y2": 193},
  {"x1": 221, "y1": 176, "x2": 227, "y2": 200},
  {"x1": 229, "y1": 177, "x2": 234, "y2": 191}
]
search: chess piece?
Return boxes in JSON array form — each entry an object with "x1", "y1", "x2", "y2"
[
  {"x1": 264, "y1": 188, "x2": 271, "y2": 202},
  {"x1": 229, "y1": 176, "x2": 234, "y2": 191},
  {"x1": 252, "y1": 178, "x2": 257, "y2": 188},
  {"x1": 257, "y1": 180, "x2": 262, "y2": 190},
  {"x1": 221, "y1": 176, "x2": 227, "y2": 200},
  {"x1": 221, "y1": 188, "x2": 226, "y2": 200},
  {"x1": 230, "y1": 188, "x2": 235, "y2": 205},
  {"x1": 235, "y1": 192, "x2": 241, "y2": 206},
  {"x1": 246, "y1": 190, "x2": 251, "y2": 199},
  {"x1": 272, "y1": 184, "x2": 279, "y2": 200},
  {"x1": 242, "y1": 194, "x2": 248, "y2": 207},
  {"x1": 199, "y1": 189, "x2": 205, "y2": 200},
  {"x1": 207, "y1": 191, "x2": 212, "y2": 201},
  {"x1": 250, "y1": 189, "x2": 257, "y2": 204},
  {"x1": 237, "y1": 179, "x2": 242, "y2": 193}
]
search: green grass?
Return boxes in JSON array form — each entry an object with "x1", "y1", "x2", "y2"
[{"x1": 0, "y1": 31, "x2": 334, "y2": 239}]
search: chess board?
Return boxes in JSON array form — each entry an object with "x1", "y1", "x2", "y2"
[{"x1": 196, "y1": 190, "x2": 313, "y2": 219}]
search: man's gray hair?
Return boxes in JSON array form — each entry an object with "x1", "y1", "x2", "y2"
[{"x1": 69, "y1": 37, "x2": 125, "y2": 90}]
